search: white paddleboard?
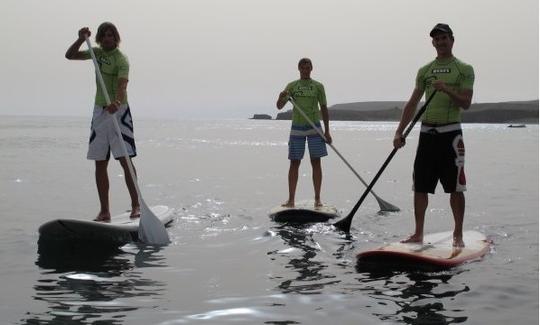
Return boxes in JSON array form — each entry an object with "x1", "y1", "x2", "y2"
[
  {"x1": 269, "y1": 200, "x2": 340, "y2": 223},
  {"x1": 357, "y1": 230, "x2": 490, "y2": 269},
  {"x1": 38, "y1": 205, "x2": 174, "y2": 246}
]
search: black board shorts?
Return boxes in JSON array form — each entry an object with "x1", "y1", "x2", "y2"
[{"x1": 413, "y1": 124, "x2": 466, "y2": 194}]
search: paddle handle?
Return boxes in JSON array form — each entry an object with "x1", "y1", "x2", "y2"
[
  {"x1": 334, "y1": 91, "x2": 437, "y2": 231},
  {"x1": 84, "y1": 37, "x2": 142, "y2": 201}
]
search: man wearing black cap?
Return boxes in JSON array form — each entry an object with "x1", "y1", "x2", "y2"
[{"x1": 393, "y1": 23, "x2": 475, "y2": 247}]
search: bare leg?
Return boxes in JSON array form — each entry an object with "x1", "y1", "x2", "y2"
[
  {"x1": 94, "y1": 160, "x2": 111, "y2": 221},
  {"x1": 450, "y1": 192, "x2": 465, "y2": 247},
  {"x1": 402, "y1": 192, "x2": 428, "y2": 243},
  {"x1": 282, "y1": 160, "x2": 300, "y2": 207},
  {"x1": 310, "y1": 158, "x2": 323, "y2": 207},
  {"x1": 119, "y1": 157, "x2": 140, "y2": 217}
]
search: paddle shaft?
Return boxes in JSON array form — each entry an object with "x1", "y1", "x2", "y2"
[
  {"x1": 288, "y1": 97, "x2": 388, "y2": 201},
  {"x1": 334, "y1": 91, "x2": 437, "y2": 231}
]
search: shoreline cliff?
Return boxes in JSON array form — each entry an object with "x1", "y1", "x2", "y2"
[{"x1": 266, "y1": 100, "x2": 538, "y2": 123}]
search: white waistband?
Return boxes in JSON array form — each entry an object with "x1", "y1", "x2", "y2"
[
  {"x1": 420, "y1": 123, "x2": 462, "y2": 133},
  {"x1": 290, "y1": 128, "x2": 320, "y2": 137},
  {"x1": 94, "y1": 104, "x2": 128, "y2": 109}
]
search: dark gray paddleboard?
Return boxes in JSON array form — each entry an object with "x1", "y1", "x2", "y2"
[
  {"x1": 269, "y1": 200, "x2": 339, "y2": 223},
  {"x1": 38, "y1": 205, "x2": 174, "y2": 246}
]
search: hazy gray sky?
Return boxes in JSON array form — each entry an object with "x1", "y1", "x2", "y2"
[{"x1": 1, "y1": 0, "x2": 538, "y2": 118}]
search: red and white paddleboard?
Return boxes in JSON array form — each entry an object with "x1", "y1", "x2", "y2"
[{"x1": 357, "y1": 230, "x2": 490, "y2": 269}]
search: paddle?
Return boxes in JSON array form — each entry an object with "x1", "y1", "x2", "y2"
[
  {"x1": 288, "y1": 97, "x2": 399, "y2": 212},
  {"x1": 333, "y1": 91, "x2": 438, "y2": 232},
  {"x1": 84, "y1": 37, "x2": 170, "y2": 245}
]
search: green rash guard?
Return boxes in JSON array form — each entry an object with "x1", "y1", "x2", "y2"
[
  {"x1": 416, "y1": 57, "x2": 474, "y2": 124},
  {"x1": 285, "y1": 79, "x2": 327, "y2": 126},
  {"x1": 82, "y1": 47, "x2": 129, "y2": 106}
]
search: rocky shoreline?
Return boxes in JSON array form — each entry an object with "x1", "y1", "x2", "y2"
[{"x1": 256, "y1": 100, "x2": 539, "y2": 124}]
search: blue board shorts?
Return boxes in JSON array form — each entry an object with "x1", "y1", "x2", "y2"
[
  {"x1": 87, "y1": 104, "x2": 137, "y2": 161},
  {"x1": 288, "y1": 123, "x2": 328, "y2": 160}
]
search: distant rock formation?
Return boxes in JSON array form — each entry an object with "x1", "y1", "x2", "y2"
[
  {"x1": 274, "y1": 100, "x2": 538, "y2": 124},
  {"x1": 251, "y1": 114, "x2": 272, "y2": 120},
  {"x1": 461, "y1": 101, "x2": 538, "y2": 123}
]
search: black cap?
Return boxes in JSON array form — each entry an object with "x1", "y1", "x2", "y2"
[{"x1": 430, "y1": 23, "x2": 453, "y2": 37}]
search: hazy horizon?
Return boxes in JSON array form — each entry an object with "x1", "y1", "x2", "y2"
[{"x1": 1, "y1": 0, "x2": 538, "y2": 119}]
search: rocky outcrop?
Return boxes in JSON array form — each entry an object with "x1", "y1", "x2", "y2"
[{"x1": 251, "y1": 114, "x2": 272, "y2": 120}]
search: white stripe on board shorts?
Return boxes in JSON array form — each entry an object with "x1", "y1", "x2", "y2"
[
  {"x1": 87, "y1": 104, "x2": 137, "y2": 161},
  {"x1": 288, "y1": 123, "x2": 328, "y2": 160}
]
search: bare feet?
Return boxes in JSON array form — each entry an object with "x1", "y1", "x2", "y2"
[
  {"x1": 453, "y1": 236, "x2": 465, "y2": 247},
  {"x1": 449, "y1": 246, "x2": 463, "y2": 258},
  {"x1": 93, "y1": 211, "x2": 111, "y2": 222},
  {"x1": 314, "y1": 200, "x2": 324, "y2": 209},
  {"x1": 281, "y1": 200, "x2": 294, "y2": 208},
  {"x1": 400, "y1": 234, "x2": 423, "y2": 244},
  {"x1": 129, "y1": 206, "x2": 141, "y2": 219}
]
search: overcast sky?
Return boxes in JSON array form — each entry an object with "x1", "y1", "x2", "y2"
[{"x1": 1, "y1": 0, "x2": 538, "y2": 118}]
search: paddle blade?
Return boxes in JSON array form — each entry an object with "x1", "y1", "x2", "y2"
[
  {"x1": 138, "y1": 202, "x2": 170, "y2": 245},
  {"x1": 376, "y1": 197, "x2": 400, "y2": 212},
  {"x1": 333, "y1": 215, "x2": 352, "y2": 233}
]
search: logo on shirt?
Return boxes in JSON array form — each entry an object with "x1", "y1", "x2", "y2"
[
  {"x1": 293, "y1": 86, "x2": 315, "y2": 97},
  {"x1": 432, "y1": 68, "x2": 451, "y2": 74},
  {"x1": 99, "y1": 56, "x2": 111, "y2": 65}
]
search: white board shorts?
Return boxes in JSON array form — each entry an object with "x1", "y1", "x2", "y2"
[{"x1": 87, "y1": 104, "x2": 137, "y2": 161}]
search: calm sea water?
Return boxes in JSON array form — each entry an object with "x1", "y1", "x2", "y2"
[{"x1": 0, "y1": 116, "x2": 537, "y2": 325}]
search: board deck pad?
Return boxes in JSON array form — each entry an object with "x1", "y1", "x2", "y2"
[
  {"x1": 38, "y1": 205, "x2": 174, "y2": 246},
  {"x1": 269, "y1": 200, "x2": 340, "y2": 223},
  {"x1": 357, "y1": 230, "x2": 490, "y2": 270}
]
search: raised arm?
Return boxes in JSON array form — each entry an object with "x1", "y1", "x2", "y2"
[{"x1": 65, "y1": 27, "x2": 91, "y2": 60}]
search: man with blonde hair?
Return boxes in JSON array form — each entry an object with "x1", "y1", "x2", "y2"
[{"x1": 66, "y1": 22, "x2": 139, "y2": 222}]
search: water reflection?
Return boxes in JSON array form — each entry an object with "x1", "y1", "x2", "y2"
[
  {"x1": 266, "y1": 220, "x2": 473, "y2": 324},
  {"x1": 21, "y1": 243, "x2": 167, "y2": 324},
  {"x1": 268, "y1": 224, "x2": 341, "y2": 294},
  {"x1": 355, "y1": 266, "x2": 470, "y2": 324}
]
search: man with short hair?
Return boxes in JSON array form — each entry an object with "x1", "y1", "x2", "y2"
[
  {"x1": 393, "y1": 23, "x2": 475, "y2": 247},
  {"x1": 277, "y1": 58, "x2": 332, "y2": 208},
  {"x1": 65, "y1": 22, "x2": 139, "y2": 222}
]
